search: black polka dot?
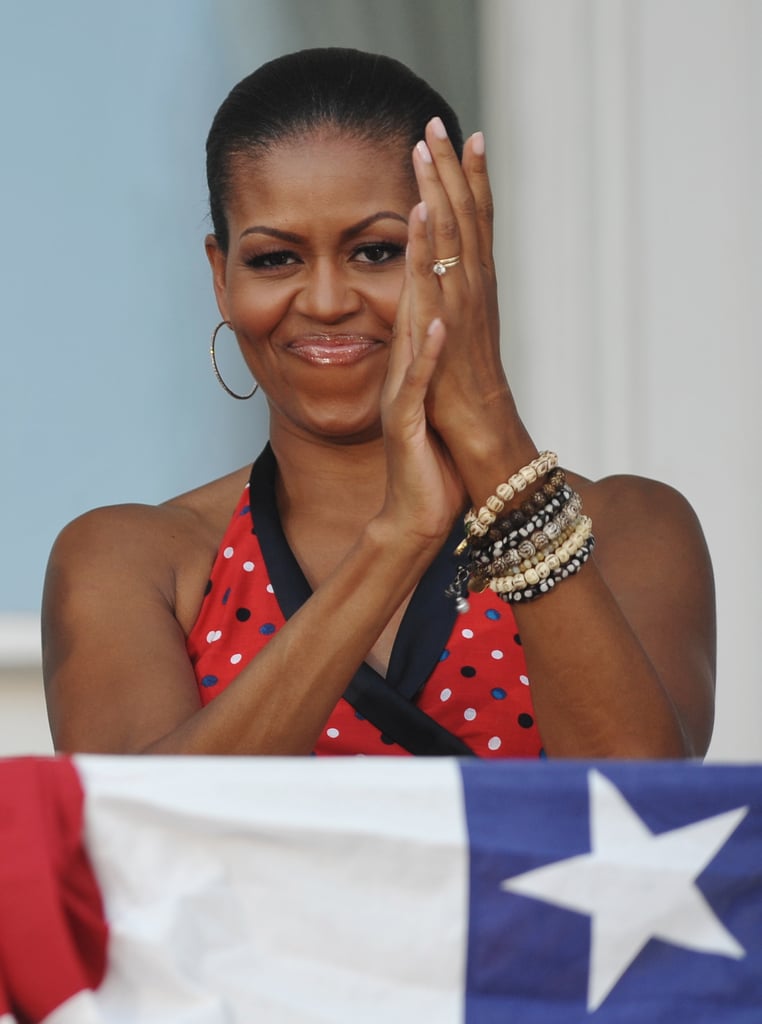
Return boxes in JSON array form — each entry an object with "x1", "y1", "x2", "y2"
[
  {"x1": 235, "y1": 607, "x2": 252, "y2": 622},
  {"x1": 518, "y1": 713, "x2": 534, "y2": 729},
  {"x1": 514, "y1": 633, "x2": 522, "y2": 645},
  {"x1": 204, "y1": 579, "x2": 213, "y2": 596},
  {"x1": 460, "y1": 665, "x2": 477, "y2": 678}
]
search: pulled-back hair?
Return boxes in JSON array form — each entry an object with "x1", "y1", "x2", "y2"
[{"x1": 206, "y1": 47, "x2": 463, "y2": 251}]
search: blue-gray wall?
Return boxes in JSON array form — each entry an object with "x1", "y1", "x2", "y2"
[{"x1": 0, "y1": 0, "x2": 479, "y2": 611}]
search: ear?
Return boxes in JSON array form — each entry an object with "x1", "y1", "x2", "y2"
[{"x1": 205, "y1": 234, "x2": 229, "y2": 321}]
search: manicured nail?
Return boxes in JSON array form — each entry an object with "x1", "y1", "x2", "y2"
[
  {"x1": 427, "y1": 317, "x2": 443, "y2": 335},
  {"x1": 471, "y1": 131, "x2": 485, "y2": 156},
  {"x1": 430, "y1": 116, "x2": 448, "y2": 140},
  {"x1": 416, "y1": 140, "x2": 432, "y2": 164},
  {"x1": 417, "y1": 200, "x2": 428, "y2": 223}
]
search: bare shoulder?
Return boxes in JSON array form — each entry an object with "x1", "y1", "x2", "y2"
[
  {"x1": 572, "y1": 471, "x2": 709, "y2": 565},
  {"x1": 42, "y1": 465, "x2": 253, "y2": 752},
  {"x1": 45, "y1": 464, "x2": 251, "y2": 628}
]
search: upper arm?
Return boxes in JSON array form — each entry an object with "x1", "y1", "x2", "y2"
[
  {"x1": 590, "y1": 476, "x2": 716, "y2": 755},
  {"x1": 42, "y1": 506, "x2": 204, "y2": 753}
]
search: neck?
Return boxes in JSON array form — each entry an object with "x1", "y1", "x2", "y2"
[{"x1": 269, "y1": 420, "x2": 388, "y2": 527}]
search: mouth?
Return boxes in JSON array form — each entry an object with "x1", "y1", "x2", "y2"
[{"x1": 286, "y1": 334, "x2": 383, "y2": 366}]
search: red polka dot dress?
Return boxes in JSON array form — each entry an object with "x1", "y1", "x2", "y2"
[{"x1": 186, "y1": 447, "x2": 543, "y2": 759}]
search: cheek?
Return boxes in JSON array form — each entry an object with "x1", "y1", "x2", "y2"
[
  {"x1": 227, "y1": 279, "x2": 295, "y2": 336},
  {"x1": 373, "y1": 271, "x2": 406, "y2": 322}
]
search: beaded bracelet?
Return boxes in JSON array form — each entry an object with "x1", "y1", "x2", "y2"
[
  {"x1": 467, "y1": 451, "x2": 559, "y2": 538},
  {"x1": 465, "y1": 472, "x2": 570, "y2": 551},
  {"x1": 494, "y1": 537, "x2": 596, "y2": 604},
  {"x1": 486, "y1": 515, "x2": 594, "y2": 595},
  {"x1": 445, "y1": 452, "x2": 595, "y2": 612}
]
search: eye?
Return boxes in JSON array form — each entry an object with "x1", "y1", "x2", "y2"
[
  {"x1": 352, "y1": 243, "x2": 405, "y2": 265},
  {"x1": 244, "y1": 250, "x2": 299, "y2": 270}
]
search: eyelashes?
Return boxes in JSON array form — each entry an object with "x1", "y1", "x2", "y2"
[
  {"x1": 353, "y1": 242, "x2": 405, "y2": 264},
  {"x1": 243, "y1": 241, "x2": 405, "y2": 271}
]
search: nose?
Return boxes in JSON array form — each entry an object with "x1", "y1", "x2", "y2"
[{"x1": 292, "y1": 259, "x2": 362, "y2": 323}]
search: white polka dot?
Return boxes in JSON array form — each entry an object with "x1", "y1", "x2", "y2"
[
  {"x1": 488, "y1": 736, "x2": 502, "y2": 751},
  {"x1": 519, "y1": 674, "x2": 530, "y2": 686},
  {"x1": 464, "y1": 707, "x2": 477, "y2": 721},
  {"x1": 440, "y1": 688, "x2": 452, "y2": 702},
  {"x1": 266, "y1": 583, "x2": 274, "y2": 594},
  {"x1": 461, "y1": 628, "x2": 474, "y2": 639},
  {"x1": 242, "y1": 561, "x2": 255, "y2": 572},
  {"x1": 491, "y1": 649, "x2": 504, "y2": 660},
  {"x1": 326, "y1": 727, "x2": 340, "y2": 739},
  {"x1": 206, "y1": 630, "x2": 222, "y2": 643},
  {"x1": 223, "y1": 546, "x2": 234, "y2": 559},
  {"x1": 230, "y1": 653, "x2": 242, "y2": 665}
]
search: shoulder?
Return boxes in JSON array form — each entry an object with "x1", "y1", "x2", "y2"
[
  {"x1": 52, "y1": 466, "x2": 251, "y2": 556},
  {"x1": 569, "y1": 470, "x2": 714, "y2": 625},
  {"x1": 574, "y1": 472, "x2": 708, "y2": 558},
  {"x1": 563, "y1": 469, "x2": 703, "y2": 533},
  {"x1": 45, "y1": 465, "x2": 252, "y2": 622}
]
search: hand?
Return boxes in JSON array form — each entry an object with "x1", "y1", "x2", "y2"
[
  {"x1": 408, "y1": 121, "x2": 534, "y2": 490},
  {"x1": 379, "y1": 229, "x2": 465, "y2": 544}
]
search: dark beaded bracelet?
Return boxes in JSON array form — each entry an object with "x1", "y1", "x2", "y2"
[{"x1": 494, "y1": 536, "x2": 596, "y2": 605}]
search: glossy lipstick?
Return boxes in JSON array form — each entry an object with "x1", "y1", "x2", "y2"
[{"x1": 286, "y1": 334, "x2": 382, "y2": 366}]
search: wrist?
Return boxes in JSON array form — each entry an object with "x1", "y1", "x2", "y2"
[{"x1": 446, "y1": 408, "x2": 538, "y2": 509}]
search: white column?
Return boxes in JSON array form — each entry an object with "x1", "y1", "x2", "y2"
[{"x1": 479, "y1": 0, "x2": 762, "y2": 760}]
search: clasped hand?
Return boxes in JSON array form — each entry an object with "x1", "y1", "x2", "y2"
[{"x1": 380, "y1": 118, "x2": 521, "y2": 544}]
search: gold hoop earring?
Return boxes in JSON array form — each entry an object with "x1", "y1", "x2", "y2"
[{"x1": 210, "y1": 321, "x2": 259, "y2": 400}]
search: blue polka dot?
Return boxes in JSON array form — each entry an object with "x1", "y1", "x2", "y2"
[
  {"x1": 259, "y1": 623, "x2": 276, "y2": 635},
  {"x1": 491, "y1": 687, "x2": 507, "y2": 700},
  {"x1": 485, "y1": 608, "x2": 501, "y2": 621},
  {"x1": 240, "y1": 504, "x2": 251, "y2": 516},
  {"x1": 200, "y1": 675, "x2": 218, "y2": 688},
  {"x1": 222, "y1": 587, "x2": 231, "y2": 605},
  {"x1": 354, "y1": 711, "x2": 366, "y2": 721},
  {"x1": 439, "y1": 649, "x2": 450, "y2": 661}
]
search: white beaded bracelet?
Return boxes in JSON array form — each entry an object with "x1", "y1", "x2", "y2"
[{"x1": 468, "y1": 451, "x2": 559, "y2": 536}]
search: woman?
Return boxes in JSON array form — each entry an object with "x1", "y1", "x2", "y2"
[{"x1": 42, "y1": 48, "x2": 715, "y2": 758}]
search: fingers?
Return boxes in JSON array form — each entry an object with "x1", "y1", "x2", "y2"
[
  {"x1": 384, "y1": 204, "x2": 443, "y2": 411},
  {"x1": 462, "y1": 131, "x2": 495, "y2": 268},
  {"x1": 384, "y1": 316, "x2": 446, "y2": 437},
  {"x1": 412, "y1": 118, "x2": 495, "y2": 279},
  {"x1": 384, "y1": 260, "x2": 413, "y2": 399},
  {"x1": 406, "y1": 200, "x2": 450, "y2": 353}
]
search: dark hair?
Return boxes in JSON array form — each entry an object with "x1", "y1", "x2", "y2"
[{"x1": 206, "y1": 47, "x2": 463, "y2": 251}]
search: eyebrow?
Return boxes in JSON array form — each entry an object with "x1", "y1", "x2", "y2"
[{"x1": 238, "y1": 210, "x2": 408, "y2": 244}]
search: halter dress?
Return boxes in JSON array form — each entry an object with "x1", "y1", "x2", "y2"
[{"x1": 186, "y1": 446, "x2": 543, "y2": 758}]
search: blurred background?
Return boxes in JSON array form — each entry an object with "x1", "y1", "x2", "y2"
[{"x1": 1, "y1": 0, "x2": 759, "y2": 760}]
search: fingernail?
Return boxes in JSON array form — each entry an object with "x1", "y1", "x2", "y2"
[
  {"x1": 417, "y1": 200, "x2": 428, "y2": 223},
  {"x1": 471, "y1": 131, "x2": 485, "y2": 156},
  {"x1": 430, "y1": 116, "x2": 448, "y2": 140},
  {"x1": 416, "y1": 140, "x2": 432, "y2": 164},
  {"x1": 427, "y1": 317, "x2": 443, "y2": 335}
]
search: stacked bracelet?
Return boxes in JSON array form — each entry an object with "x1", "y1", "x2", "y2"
[
  {"x1": 446, "y1": 452, "x2": 595, "y2": 613},
  {"x1": 466, "y1": 451, "x2": 559, "y2": 538}
]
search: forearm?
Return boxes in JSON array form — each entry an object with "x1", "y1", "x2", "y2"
[
  {"x1": 513, "y1": 566, "x2": 690, "y2": 758},
  {"x1": 448, "y1": 433, "x2": 713, "y2": 756},
  {"x1": 143, "y1": 516, "x2": 442, "y2": 756}
]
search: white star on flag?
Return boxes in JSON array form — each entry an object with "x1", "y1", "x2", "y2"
[{"x1": 501, "y1": 769, "x2": 748, "y2": 1012}]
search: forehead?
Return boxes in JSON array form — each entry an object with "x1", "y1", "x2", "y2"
[{"x1": 225, "y1": 130, "x2": 417, "y2": 230}]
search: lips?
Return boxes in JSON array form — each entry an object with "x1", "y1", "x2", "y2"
[{"x1": 286, "y1": 334, "x2": 382, "y2": 366}]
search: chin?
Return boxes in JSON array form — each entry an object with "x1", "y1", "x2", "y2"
[
  {"x1": 272, "y1": 389, "x2": 385, "y2": 445},
  {"x1": 303, "y1": 412, "x2": 384, "y2": 446}
]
